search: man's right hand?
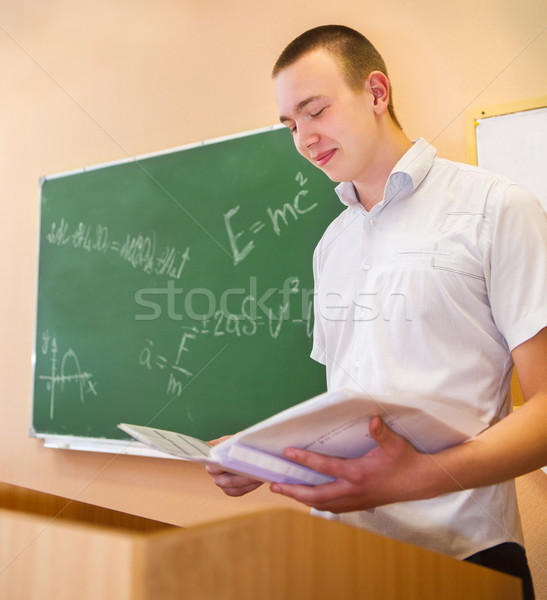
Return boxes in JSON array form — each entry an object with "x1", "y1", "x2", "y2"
[
  {"x1": 206, "y1": 435, "x2": 263, "y2": 496},
  {"x1": 205, "y1": 464, "x2": 264, "y2": 496}
]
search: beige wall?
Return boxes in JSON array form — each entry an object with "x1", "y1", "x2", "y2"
[{"x1": 1, "y1": 0, "x2": 546, "y2": 592}]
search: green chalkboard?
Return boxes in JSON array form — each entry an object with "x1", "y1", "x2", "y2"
[{"x1": 32, "y1": 126, "x2": 341, "y2": 448}]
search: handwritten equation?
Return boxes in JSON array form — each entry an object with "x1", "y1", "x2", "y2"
[
  {"x1": 46, "y1": 219, "x2": 190, "y2": 279},
  {"x1": 138, "y1": 278, "x2": 313, "y2": 399},
  {"x1": 139, "y1": 328, "x2": 197, "y2": 401},
  {"x1": 38, "y1": 331, "x2": 98, "y2": 419},
  {"x1": 224, "y1": 171, "x2": 317, "y2": 265}
]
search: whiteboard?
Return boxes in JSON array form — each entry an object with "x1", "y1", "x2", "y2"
[{"x1": 475, "y1": 105, "x2": 547, "y2": 211}]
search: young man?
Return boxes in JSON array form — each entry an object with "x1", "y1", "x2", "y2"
[{"x1": 208, "y1": 25, "x2": 547, "y2": 597}]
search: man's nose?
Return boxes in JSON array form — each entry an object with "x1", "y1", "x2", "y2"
[{"x1": 296, "y1": 123, "x2": 319, "y2": 152}]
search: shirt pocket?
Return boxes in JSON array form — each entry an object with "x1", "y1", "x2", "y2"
[{"x1": 397, "y1": 212, "x2": 485, "y2": 281}]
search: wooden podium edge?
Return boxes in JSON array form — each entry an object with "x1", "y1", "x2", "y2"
[{"x1": 134, "y1": 508, "x2": 522, "y2": 600}]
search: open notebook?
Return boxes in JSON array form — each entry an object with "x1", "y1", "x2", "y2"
[{"x1": 119, "y1": 388, "x2": 487, "y2": 485}]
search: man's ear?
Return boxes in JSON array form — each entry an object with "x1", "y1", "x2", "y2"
[{"x1": 366, "y1": 71, "x2": 390, "y2": 115}]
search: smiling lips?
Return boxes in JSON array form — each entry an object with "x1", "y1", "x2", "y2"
[{"x1": 312, "y1": 149, "x2": 337, "y2": 167}]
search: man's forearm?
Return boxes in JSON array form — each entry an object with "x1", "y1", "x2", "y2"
[{"x1": 427, "y1": 393, "x2": 547, "y2": 497}]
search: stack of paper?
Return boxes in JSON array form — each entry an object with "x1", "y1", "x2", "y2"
[{"x1": 119, "y1": 388, "x2": 487, "y2": 485}]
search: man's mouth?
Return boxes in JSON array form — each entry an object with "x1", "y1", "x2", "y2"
[{"x1": 312, "y1": 149, "x2": 336, "y2": 167}]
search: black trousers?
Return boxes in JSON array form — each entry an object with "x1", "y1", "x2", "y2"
[{"x1": 464, "y1": 542, "x2": 535, "y2": 600}]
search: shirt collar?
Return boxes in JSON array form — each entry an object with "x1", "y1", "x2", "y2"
[
  {"x1": 335, "y1": 138, "x2": 437, "y2": 211},
  {"x1": 391, "y1": 137, "x2": 436, "y2": 190}
]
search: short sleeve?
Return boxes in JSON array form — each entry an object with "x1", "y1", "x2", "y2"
[{"x1": 486, "y1": 184, "x2": 547, "y2": 351}]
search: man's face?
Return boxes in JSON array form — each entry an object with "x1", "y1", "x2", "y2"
[{"x1": 275, "y1": 48, "x2": 379, "y2": 185}]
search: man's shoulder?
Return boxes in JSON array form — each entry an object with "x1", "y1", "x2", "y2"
[
  {"x1": 429, "y1": 155, "x2": 537, "y2": 208},
  {"x1": 433, "y1": 155, "x2": 510, "y2": 183}
]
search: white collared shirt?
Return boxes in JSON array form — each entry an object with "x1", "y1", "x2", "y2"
[{"x1": 311, "y1": 138, "x2": 547, "y2": 558}]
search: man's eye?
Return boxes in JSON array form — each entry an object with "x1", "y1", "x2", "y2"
[{"x1": 311, "y1": 108, "x2": 325, "y2": 118}]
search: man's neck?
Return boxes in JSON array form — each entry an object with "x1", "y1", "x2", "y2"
[{"x1": 353, "y1": 128, "x2": 412, "y2": 211}]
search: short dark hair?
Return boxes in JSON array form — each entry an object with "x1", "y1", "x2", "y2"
[{"x1": 272, "y1": 25, "x2": 401, "y2": 129}]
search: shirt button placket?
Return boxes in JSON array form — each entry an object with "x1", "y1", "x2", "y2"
[{"x1": 356, "y1": 211, "x2": 378, "y2": 375}]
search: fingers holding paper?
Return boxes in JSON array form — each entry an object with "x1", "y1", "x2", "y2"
[
  {"x1": 206, "y1": 465, "x2": 264, "y2": 497},
  {"x1": 270, "y1": 416, "x2": 438, "y2": 512},
  {"x1": 206, "y1": 434, "x2": 264, "y2": 496}
]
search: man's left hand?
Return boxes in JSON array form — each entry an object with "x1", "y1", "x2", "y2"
[{"x1": 270, "y1": 415, "x2": 439, "y2": 512}]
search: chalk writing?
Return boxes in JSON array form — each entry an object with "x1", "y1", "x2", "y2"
[
  {"x1": 46, "y1": 218, "x2": 110, "y2": 253},
  {"x1": 224, "y1": 171, "x2": 318, "y2": 266},
  {"x1": 139, "y1": 328, "x2": 196, "y2": 398},
  {"x1": 46, "y1": 218, "x2": 190, "y2": 279},
  {"x1": 137, "y1": 275, "x2": 311, "y2": 399},
  {"x1": 119, "y1": 232, "x2": 156, "y2": 273},
  {"x1": 39, "y1": 331, "x2": 98, "y2": 419},
  {"x1": 134, "y1": 276, "x2": 313, "y2": 342}
]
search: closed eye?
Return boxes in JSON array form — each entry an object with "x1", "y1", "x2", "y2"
[{"x1": 282, "y1": 105, "x2": 327, "y2": 134}]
